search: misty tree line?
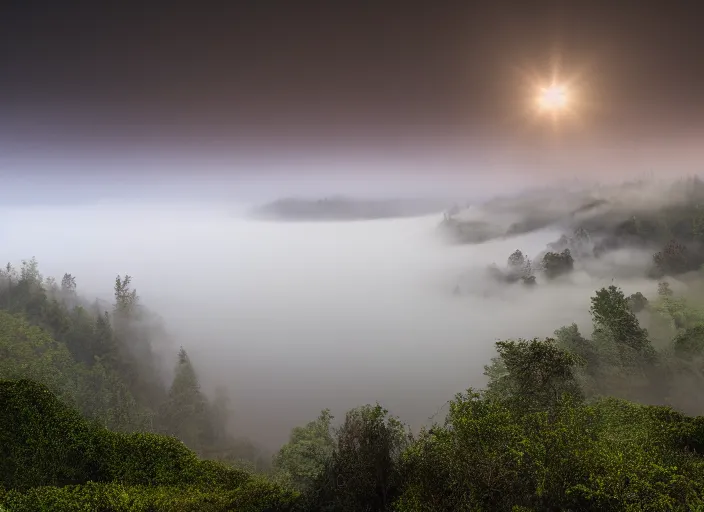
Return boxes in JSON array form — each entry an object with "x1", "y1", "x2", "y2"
[
  {"x1": 487, "y1": 213, "x2": 704, "y2": 289},
  {"x1": 0, "y1": 258, "x2": 264, "y2": 470},
  {"x1": 448, "y1": 177, "x2": 704, "y2": 287},
  {"x1": 484, "y1": 246, "x2": 573, "y2": 288}
]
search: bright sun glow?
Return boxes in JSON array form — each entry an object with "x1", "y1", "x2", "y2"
[{"x1": 538, "y1": 84, "x2": 568, "y2": 111}]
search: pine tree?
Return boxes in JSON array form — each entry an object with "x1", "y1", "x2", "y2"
[
  {"x1": 158, "y1": 347, "x2": 211, "y2": 454},
  {"x1": 61, "y1": 273, "x2": 77, "y2": 295},
  {"x1": 93, "y1": 311, "x2": 119, "y2": 367}
]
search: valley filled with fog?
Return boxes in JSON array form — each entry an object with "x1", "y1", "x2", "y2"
[{"x1": 0, "y1": 195, "x2": 659, "y2": 447}]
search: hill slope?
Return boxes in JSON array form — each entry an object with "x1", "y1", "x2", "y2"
[{"x1": 0, "y1": 379, "x2": 299, "y2": 511}]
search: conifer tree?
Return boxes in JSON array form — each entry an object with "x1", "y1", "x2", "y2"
[{"x1": 159, "y1": 347, "x2": 210, "y2": 454}]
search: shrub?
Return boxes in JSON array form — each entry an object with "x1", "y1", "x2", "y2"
[
  {"x1": 1, "y1": 482, "x2": 300, "y2": 512},
  {"x1": 0, "y1": 379, "x2": 299, "y2": 511}
]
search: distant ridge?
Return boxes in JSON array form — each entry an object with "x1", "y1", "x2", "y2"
[{"x1": 249, "y1": 196, "x2": 450, "y2": 221}]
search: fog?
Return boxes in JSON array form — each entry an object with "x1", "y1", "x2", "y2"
[{"x1": 0, "y1": 195, "x2": 661, "y2": 448}]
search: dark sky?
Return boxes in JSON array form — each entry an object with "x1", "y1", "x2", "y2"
[{"x1": 2, "y1": 1, "x2": 703, "y2": 153}]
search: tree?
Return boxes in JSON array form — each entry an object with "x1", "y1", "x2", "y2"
[
  {"x1": 207, "y1": 386, "x2": 234, "y2": 447},
  {"x1": 653, "y1": 239, "x2": 689, "y2": 275},
  {"x1": 111, "y1": 275, "x2": 166, "y2": 409},
  {"x1": 61, "y1": 273, "x2": 77, "y2": 295},
  {"x1": 113, "y1": 275, "x2": 138, "y2": 319},
  {"x1": 542, "y1": 249, "x2": 574, "y2": 279},
  {"x1": 0, "y1": 311, "x2": 80, "y2": 407},
  {"x1": 93, "y1": 311, "x2": 119, "y2": 367},
  {"x1": 658, "y1": 281, "x2": 674, "y2": 297},
  {"x1": 273, "y1": 409, "x2": 335, "y2": 491},
  {"x1": 571, "y1": 227, "x2": 593, "y2": 257},
  {"x1": 521, "y1": 274, "x2": 537, "y2": 286},
  {"x1": 590, "y1": 285, "x2": 655, "y2": 363},
  {"x1": 554, "y1": 324, "x2": 599, "y2": 376},
  {"x1": 484, "y1": 338, "x2": 583, "y2": 415},
  {"x1": 19, "y1": 257, "x2": 42, "y2": 287},
  {"x1": 673, "y1": 325, "x2": 704, "y2": 358},
  {"x1": 507, "y1": 250, "x2": 525, "y2": 271},
  {"x1": 627, "y1": 292, "x2": 649, "y2": 313},
  {"x1": 61, "y1": 306, "x2": 97, "y2": 366},
  {"x1": 671, "y1": 325, "x2": 704, "y2": 388},
  {"x1": 521, "y1": 257, "x2": 536, "y2": 284},
  {"x1": 157, "y1": 347, "x2": 210, "y2": 455},
  {"x1": 309, "y1": 404, "x2": 410, "y2": 512},
  {"x1": 506, "y1": 250, "x2": 536, "y2": 286},
  {"x1": 78, "y1": 362, "x2": 145, "y2": 432}
]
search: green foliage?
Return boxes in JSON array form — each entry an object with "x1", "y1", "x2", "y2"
[
  {"x1": 484, "y1": 337, "x2": 583, "y2": 414},
  {"x1": 590, "y1": 285, "x2": 655, "y2": 363},
  {"x1": 273, "y1": 409, "x2": 335, "y2": 491},
  {"x1": 0, "y1": 311, "x2": 80, "y2": 404},
  {"x1": 0, "y1": 379, "x2": 298, "y2": 511},
  {"x1": 652, "y1": 291, "x2": 704, "y2": 333},
  {"x1": 673, "y1": 325, "x2": 704, "y2": 357},
  {"x1": 0, "y1": 379, "x2": 224, "y2": 490},
  {"x1": 0, "y1": 309, "x2": 146, "y2": 432},
  {"x1": 157, "y1": 348, "x2": 210, "y2": 454},
  {"x1": 1, "y1": 481, "x2": 300, "y2": 512},
  {"x1": 0, "y1": 257, "x2": 265, "y2": 464},
  {"x1": 554, "y1": 323, "x2": 600, "y2": 376},
  {"x1": 0, "y1": 379, "x2": 101, "y2": 490},
  {"x1": 399, "y1": 392, "x2": 591, "y2": 511},
  {"x1": 306, "y1": 404, "x2": 410, "y2": 512},
  {"x1": 398, "y1": 393, "x2": 704, "y2": 511},
  {"x1": 113, "y1": 274, "x2": 138, "y2": 318}
]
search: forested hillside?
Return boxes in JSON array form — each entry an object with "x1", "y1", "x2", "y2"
[
  {"x1": 0, "y1": 261, "x2": 265, "y2": 468},
  {"x1": 6, "y1": 179, "x2": 704, "y2": 510}
]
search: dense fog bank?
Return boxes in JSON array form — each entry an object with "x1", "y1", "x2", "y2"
[{"x1": 0, "y1": 197, "x2": 662, "y2": 446}]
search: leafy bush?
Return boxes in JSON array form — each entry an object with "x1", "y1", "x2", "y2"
[
  {"x1": 1, "y1": 481, "x2": 300, "y2": 512},
  {"x1": 0, "y1": 379, "x2": 102, "y2": 490},
  {"x1": 0, "y1": 379, "x2": 299, "y2": 511},
  {"x1": 398, "y1": 394, "x2": 704, "y2": 511}
]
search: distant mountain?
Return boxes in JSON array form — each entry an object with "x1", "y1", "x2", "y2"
[{"x1": 249, "y1": 196, "x2": 450, "y2": 221}]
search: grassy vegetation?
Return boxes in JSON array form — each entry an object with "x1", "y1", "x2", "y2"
[{"x1": 0, "y1": 380, "x2": 298, "y2": 511}]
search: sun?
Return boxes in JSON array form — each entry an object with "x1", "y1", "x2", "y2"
[
  {"x1": 538, "y1": 83, "x2": 568, "y2": 111},
  {"x1": 515, "y1": 54, "x2": 595, "y2": 131}
]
